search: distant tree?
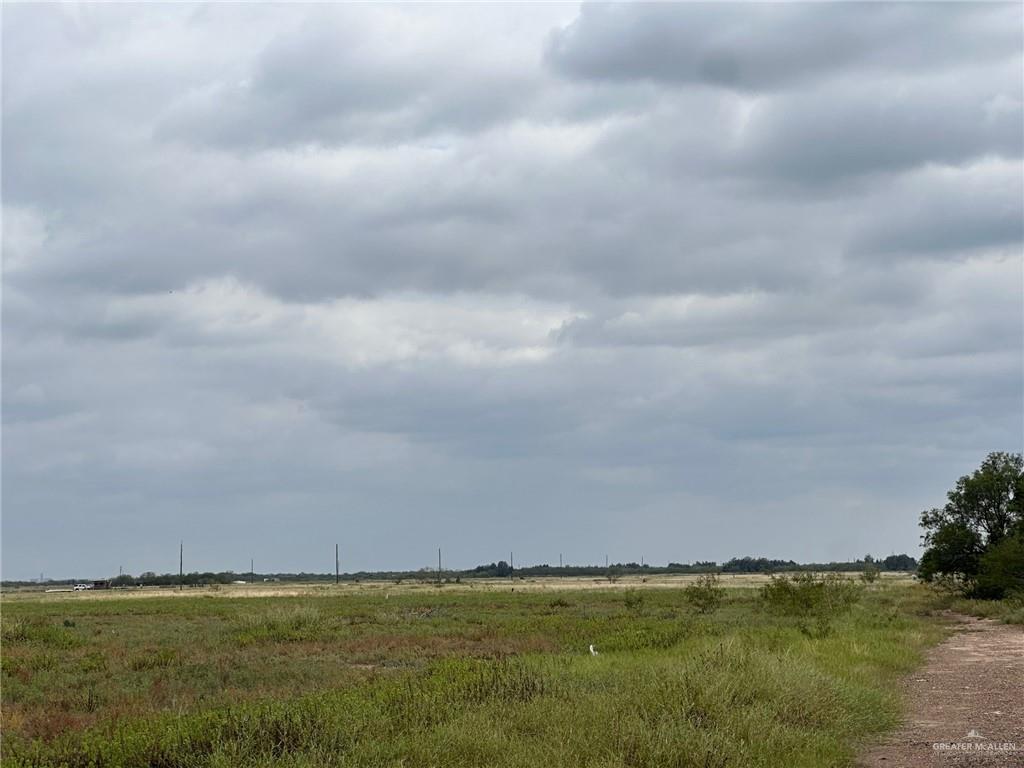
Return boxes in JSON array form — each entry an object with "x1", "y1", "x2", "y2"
[
  {"x1": 882, "y1": 554, "x2": 917, "y2": 571},
  {"x1": 723, "y1": 557, "x2": 797, "y2": 574},
  {"x1": 919, "y1": 452, "x2": 1024, "y2": 598}
]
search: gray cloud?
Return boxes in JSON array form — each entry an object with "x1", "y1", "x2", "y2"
[
  {"x1": 546, "y1": 3, "x2": 1021, "y2": 91},
  {"x1": 2, "y1": 3, "x2": 1021, "y2": 579},
  {"x1": 733, "y1": 67, "x2": 1022, "y2": 186},
  {"x1": 849, "y1": 162, "x2": 1024, "y2": 258}
]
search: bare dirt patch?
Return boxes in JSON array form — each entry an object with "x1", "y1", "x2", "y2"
[{"x1": 860, "y1": 613, "x2": 1023, "y2": 768}]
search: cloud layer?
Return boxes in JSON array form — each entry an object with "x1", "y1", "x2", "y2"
[{"x1": 3, "y1": 3, "x2": 1021, "y2": 579}]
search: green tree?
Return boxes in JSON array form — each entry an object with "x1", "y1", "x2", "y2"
[
  {"x1": 918, "y1": 522, "x2": 983, "y2": 585},
  {"x1": 974, "y1": 534, "x2": 1024, "y2": 600},
  {"x1": 919, "y1": 452, "x2": 1023, "y2": 597}
]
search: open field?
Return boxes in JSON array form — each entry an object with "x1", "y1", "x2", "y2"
[
  {"x1": 2, "y1": 571, "x2": 917, "y2": 602},
  {"x1": 3, "y1": 578, "x2": 946, "y2": 767}
]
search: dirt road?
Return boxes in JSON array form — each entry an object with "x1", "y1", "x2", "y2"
[{"x1": 860, "y1": 614, "x2": 1023, "y2": 767}]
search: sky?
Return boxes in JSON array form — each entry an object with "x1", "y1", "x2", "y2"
[{"x1": 2, "y1": 3, "x2": 1022, "y2": 580}]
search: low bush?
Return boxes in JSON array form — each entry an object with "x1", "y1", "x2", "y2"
[
  {"x1": 683, "y1": 574, "x2": 725, "y2": 615},
  {"x1": 761, "y1": 573, "x2": 862, "y2": 637},
  {"x1": 859, "y1": 565, "x2": 880, "y2": 584}
]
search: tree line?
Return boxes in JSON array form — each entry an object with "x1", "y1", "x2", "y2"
[
  {"x1": 4, "y1": 554, "x2": 918, "y2": 588},
  {"x1": 10, "y1": 455, "x2": 1019, "y2": 596}
]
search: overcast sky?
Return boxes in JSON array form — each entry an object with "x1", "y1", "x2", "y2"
[{"x1": 3, "y1": 3, "x2": 1022, "y2": 580}]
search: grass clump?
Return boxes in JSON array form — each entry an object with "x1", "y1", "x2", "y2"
[
  {"x1": 2, "y1": 617, "x2": 82, "y2": 649},
  {"x1": 128, "y1": 647, "x2": 179, "y2": 671},
  {"x1": 233, "y1": 606, "x2": 326, "y2": 645}
]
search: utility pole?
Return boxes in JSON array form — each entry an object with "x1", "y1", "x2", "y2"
[
  {"x1": 179, "y1": 540, "x2": 183, "y2": 591},
  {"x1": 335, "y1": 544, "x2": 339, "y2": 585},
  {"x1": 510, "y1": 551, "x2": 514, "y2": 581},
  {"x1": 250, "y1": 558, "x2": 254, "y2": 584},
  {"x1": 559, "y1": 553, "x2": 562, "y2": 568},
  {"x1": 438, "y1": 547, "x2": 442, "y2": 584}
]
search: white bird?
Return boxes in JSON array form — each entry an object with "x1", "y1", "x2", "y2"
[{"x1": 589, "y1": 644, "x2": 599, "y2": 656}]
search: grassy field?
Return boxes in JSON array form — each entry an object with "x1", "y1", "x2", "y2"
[{"x1": 2, "y1": 576, "x2": 947, "y2": 767}]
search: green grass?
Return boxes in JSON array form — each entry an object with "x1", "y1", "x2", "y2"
[
  {"x1": 1, "y1": 583, "x2": 947, "y2": 767},
  {"x1": 947, "y1": 595, "x2": 1024, "y2": 624}
]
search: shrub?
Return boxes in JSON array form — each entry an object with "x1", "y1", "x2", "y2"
[
  {"x1": 761, "y1": 573, "x2": 861, "y2": 637},
  {"x1": 860, "y1": 564, "x2": 880, "y2": 584},
  {"x1": 683, "y1": 574, "x2": 725, "y2": 615}
]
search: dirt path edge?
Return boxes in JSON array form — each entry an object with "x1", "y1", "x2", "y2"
[{"x1": 858, "y1": 613, "x2": 1023, "y2": 768}]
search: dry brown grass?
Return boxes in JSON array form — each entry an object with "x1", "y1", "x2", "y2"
[{"x1": 2, "y1": 571, "x2": 916, "y2": 604}]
